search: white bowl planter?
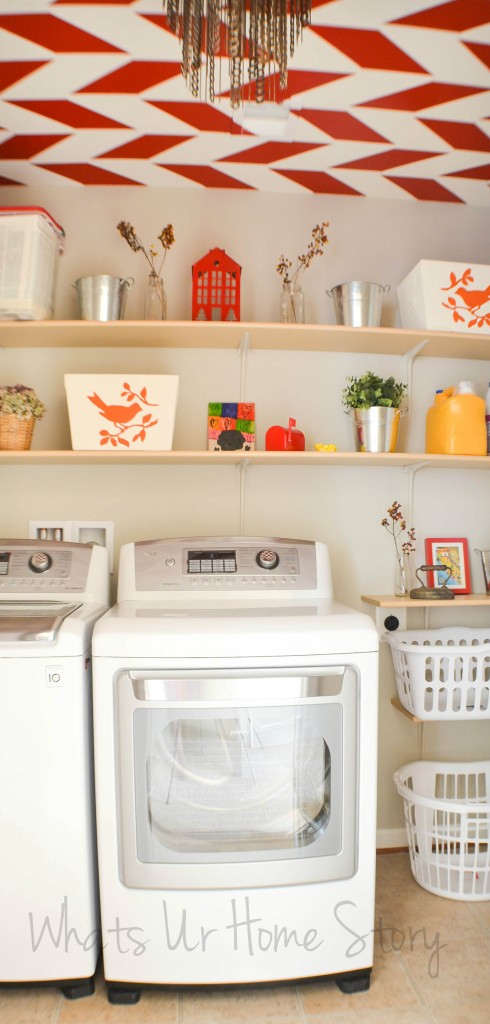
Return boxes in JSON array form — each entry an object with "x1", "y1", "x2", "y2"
[{"x1": 64, "y1": 374, "x2": 179, "y2": 451}]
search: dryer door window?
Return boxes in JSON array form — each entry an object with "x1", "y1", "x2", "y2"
[{"x1": 138, "y1": 706, "x2": 335, "y2": 856}]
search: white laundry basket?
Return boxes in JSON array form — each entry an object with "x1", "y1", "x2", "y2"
[
  {"x1": 394, "y1": 760, "x2": 490, "y2": 901},
  {"x1": 385, "y1": 627, "x2": 490, "y2": 720}
]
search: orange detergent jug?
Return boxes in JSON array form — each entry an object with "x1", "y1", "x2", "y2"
[{"x1": 425, "y1": 383, "x2": 487, "y2": 455}]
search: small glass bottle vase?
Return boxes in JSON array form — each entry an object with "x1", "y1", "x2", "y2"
[
  {"x1": 394, "y1": 553, "x2": 413, "y2": 596},
  {"x1": 280, "y1": 283, "x2": 305, "y2": 324},
  {"x1": 144, "y1": 273, "x2": 167, "y2": 320}
]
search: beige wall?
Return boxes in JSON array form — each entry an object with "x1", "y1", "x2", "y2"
[{"x1": 1, "y1": 184, "x2": 490, "y2": 838}]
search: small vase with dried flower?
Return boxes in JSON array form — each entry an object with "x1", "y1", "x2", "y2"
[
  {"x1": 117, "y1": 221, "x2": 175, "y2": 320},
  {"x1": 276, "y1": 222, "x2": 329, "y2": 324},
  {"x1": 381, "y1": 500, "x2": 417, "y2": 596}
]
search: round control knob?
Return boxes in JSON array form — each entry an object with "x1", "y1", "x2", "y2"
[
  {"x1": 29, "y1": 552, "x2": 52, "y2": 574},
  {"x1": 256, "y1": 549, "x2": 279, "y2": 570}
]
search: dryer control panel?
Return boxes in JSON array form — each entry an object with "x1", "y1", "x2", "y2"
[{"x1": 129, "y1": 537, "x2": 330, "y2": 597}]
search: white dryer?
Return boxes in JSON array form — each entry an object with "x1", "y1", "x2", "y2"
[
  {"x1": 92, "y1": 537, "x2": 379, "y2": 1003},
  {"x1": 0, "y1": 539, "x2": 109, "y2": 999}
]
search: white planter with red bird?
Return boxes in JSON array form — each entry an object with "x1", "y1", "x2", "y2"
[
  {"x1": 64, "y1": 374, "x2": 179, "y2": 451},
  {"x1": 397, "y1": 260, "x2": 490, "y2": 333}
]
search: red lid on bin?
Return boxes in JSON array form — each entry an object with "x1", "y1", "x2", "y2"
[{"x1": 0, "y1": 206, "x2": 64, "y2": 239}]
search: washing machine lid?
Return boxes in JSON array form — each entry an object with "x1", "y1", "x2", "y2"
[{"x1": 0, "y1": 601, "x2": 81, "y2": 642}]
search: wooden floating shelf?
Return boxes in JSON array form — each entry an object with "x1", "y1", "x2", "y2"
[
  {"x1": 362, "y1": 593, "x2": 490, "y2": 607},
  {"x1": 1, "y1": 319, "x2": 489, "y2": 358},
  {"x1": 2, "y1": 450, "x2": 490, "y2": 467}
]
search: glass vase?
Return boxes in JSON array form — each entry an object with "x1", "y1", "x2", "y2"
[
  {"x1": 394, "y1": 553, "x2": 413, "y2": 596},
  {"x1": 280, "y1": 284, "x2": 305, "y2": 324},
  {"x1": 144, "y1": 273, "x2": 167, "y2": 320}
]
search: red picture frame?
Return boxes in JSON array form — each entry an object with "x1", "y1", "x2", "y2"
[{"x1": 424, "y1": 537, "x2": 471, "y2": 594}]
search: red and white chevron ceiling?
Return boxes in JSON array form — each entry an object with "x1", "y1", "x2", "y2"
[{"x1": 0, "y1": 0, "x2": 488, "y2": 202}]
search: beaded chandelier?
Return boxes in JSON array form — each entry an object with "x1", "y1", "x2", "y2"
[{"x1": 163, "y1": 0, "x2": 312, "y2": 107}]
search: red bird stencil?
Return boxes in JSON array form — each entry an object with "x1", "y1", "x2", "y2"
[
  {"x1": 88, "y1": 392, "x2": 141, "y2": 427},
  {"x1": 455, "y1": 285, "x2": 490, "y2": 315},
  {"x1": 441, "y1": 267, "x2": 490, "y2": 330},
  {"x1": 86, "y1": 382, "x2": 159, "y2": 448}
]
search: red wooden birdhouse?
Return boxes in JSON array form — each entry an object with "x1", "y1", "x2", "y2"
[{"x1": 192, "y1": 248, "x2": 241, "y2": 322}]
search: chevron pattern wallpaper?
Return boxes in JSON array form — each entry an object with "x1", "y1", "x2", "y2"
[{"x1": 0, "y1": 0, "x2": 488, "y2": 203}]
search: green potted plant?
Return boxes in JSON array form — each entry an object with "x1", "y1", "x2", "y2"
[
  {"x1": 341, "y1": 372, "x2": 407, "y2": 452},
  {"x1": 0, "y1": 384, "x2": 46, "y2": 451}
]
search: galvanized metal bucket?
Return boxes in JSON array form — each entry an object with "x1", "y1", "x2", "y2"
[
  {"x1": 327, "y1": 281, "x2": 389, "y2": 327},
  {"x1": 74, "y1": 275, "x2": 134, "y2": 321},
  {"x1": 475, "y1": 549, "x2": 490, "y2": 593},
  {"x1": 352, "y1": 407, "x2": 400, "y2": 453}
]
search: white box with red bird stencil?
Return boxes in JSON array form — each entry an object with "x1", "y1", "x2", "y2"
[
  {"x1": 397, "y1": 260, "x2": 490, "y2": 333},
  {"x1": 64, "y1": 374, "x2": 179, "y2": 451}
]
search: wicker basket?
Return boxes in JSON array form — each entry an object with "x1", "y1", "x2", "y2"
[{"x1": 0, "y1": 413, "x2": 35, "y2": 450}]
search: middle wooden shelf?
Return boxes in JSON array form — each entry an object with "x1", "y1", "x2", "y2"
[{"x1": 2, "y1": 450, "x2": 490, "y2": 467}]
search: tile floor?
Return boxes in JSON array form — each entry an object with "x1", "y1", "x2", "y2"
[{"x1": 1, "y1": 853, "x2": 489, "y2": 1024}]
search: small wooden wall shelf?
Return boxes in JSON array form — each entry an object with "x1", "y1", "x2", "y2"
[{"x1": 362, "y1": 594, "x2": 490, "y2": 608}]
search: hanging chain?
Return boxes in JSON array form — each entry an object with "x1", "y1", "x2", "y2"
[{"x1": 162, "y1": 0, "x2": 311, "y2": 105}]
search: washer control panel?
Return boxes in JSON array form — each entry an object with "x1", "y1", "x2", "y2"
[
  {"x1": 0, "y1": 541, "x2": 93, "y2": 593},
  {"x1": 133, "y1": 537, "x2": 319, "y2": 593}
]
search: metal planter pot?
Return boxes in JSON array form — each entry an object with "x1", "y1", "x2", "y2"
[
  {"x1": 74, "y1": 275, "x2": 133, "y2": 321},
  {"x1": 327, "y1": 281, "x2": 389, "y2": 327},
  {"x1": 352, "y1": 407, "x2": 401, "y2": 453}
]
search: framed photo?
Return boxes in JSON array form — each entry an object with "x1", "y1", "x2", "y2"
[{"x1": 424, "y1": 538, "x2": 471, "y2": 594}]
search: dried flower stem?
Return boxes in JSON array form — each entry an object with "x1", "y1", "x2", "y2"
[
  {"x1": 381, "y1": 500, "x2": 417, "y2": 571},
  {"x1": 277, "y1": 222, "x2": 329, "y2": 289},
  {"x1": 117, "y1": 222, "x2": 175, "y2": 278}
]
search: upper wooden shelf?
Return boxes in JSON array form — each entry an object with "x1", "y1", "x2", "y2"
[{"x1": 1, "y1": 320, "x2": 490, "y2": 358}]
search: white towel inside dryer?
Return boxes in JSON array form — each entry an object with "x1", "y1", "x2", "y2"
[{"x1": 146, "y1": 712, "x2": 330, "y2": 842}]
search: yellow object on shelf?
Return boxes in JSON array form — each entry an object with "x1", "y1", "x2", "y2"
[
  {"x1": 314, "y1": 443, "x2": 337, "y2": 452},
  {"x1": 425, "y1": 385, "x2": 487, "y2": 455}
]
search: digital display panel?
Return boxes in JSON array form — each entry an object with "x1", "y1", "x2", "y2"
[
  {"x1": 0, "y1": 553, "x2": 10, "y2": 575},
  {"x1": 187, "y1": 550, "x2": 237, "y2": 574}
]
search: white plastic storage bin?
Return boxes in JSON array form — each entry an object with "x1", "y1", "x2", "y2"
[
  {"x1": 394, "y1": 760, "x2": 490, "y2": 901},
  {"x1": 385, "y1": 627, "x2": 490, "y2": 720},
  {"x1": 397, "y1": 260, "x2": 490, "y2": 333},
  {"x1": 0, "y1": 207, "x2": 64, "y2": 320}
]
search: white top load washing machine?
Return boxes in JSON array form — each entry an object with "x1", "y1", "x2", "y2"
[
  {"x1": 0, "y1": 539, "x2": 109, "y2": 1000},
  {"x1": 92, "y1": 537, "x2": 379, "y2": 1004}
]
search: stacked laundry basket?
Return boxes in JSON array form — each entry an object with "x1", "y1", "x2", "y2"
[{"x1": 387, "y1": 626, "x2": 490, "y2": 901}]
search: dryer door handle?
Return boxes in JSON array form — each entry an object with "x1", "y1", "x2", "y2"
[{"x1": 127, "y1": 669, "x2": 348, "y2": 702}]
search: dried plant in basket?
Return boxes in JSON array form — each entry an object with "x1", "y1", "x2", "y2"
[{"x1": 0, "y1": 384, "x2": 46, "y2": 451}]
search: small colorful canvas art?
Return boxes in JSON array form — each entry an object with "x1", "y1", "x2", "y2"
[{"x1": 208, "y1": 403, "x2": 255, "y2": 451}]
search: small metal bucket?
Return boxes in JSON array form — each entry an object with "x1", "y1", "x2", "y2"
[
  {"x1": 327, "y1": 281, "x2": 389, "y2": 327},
  {"x1": 352, "y1": 407, "x2": 400, "y2": 453},
  {"x1": 74, "y1": 275, "x2": 133, "y2": 321},
  {"x1": 475, "y1": 549, "x2": 490, "y2": 593}
]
